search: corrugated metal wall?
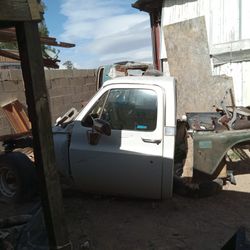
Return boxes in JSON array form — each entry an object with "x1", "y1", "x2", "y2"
[{"x1": 161, "y1": 0, "x2": 250, "y2": 106}]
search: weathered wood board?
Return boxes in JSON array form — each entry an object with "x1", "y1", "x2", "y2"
[
  {"x1": 0, "y1": 0, "x2": 42, "y2": 21},
  {"x1": 163, "y1": 17, "x2": 234, "y2": 118},
  {"x1": 16, "y1": 22, "x2": 70, "y2": 249}
]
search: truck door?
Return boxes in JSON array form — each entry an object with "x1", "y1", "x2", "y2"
[{"x1": 69, "y1": 85, "x2": 164, "y2": 199}]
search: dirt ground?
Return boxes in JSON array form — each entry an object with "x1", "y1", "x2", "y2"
[{"x1": 1, "y1": 151, "x2": 250, "y2": 250}]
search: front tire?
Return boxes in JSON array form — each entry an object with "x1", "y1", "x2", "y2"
[{"x1": 0, "y1": 152, "x2": 38, "y2": 203}]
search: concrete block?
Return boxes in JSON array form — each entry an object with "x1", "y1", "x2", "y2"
[
  {"x1": 70, "y1": 78, "x2": 85, "y2": 87},
  {"x1": 0, "y1": 127, "x2": 13, "y2": 137},
  {"x1": 51, "y1": 115, "x2": 59, "y2": 124},
  {"x1": 85, "y1": 76, "x2": 95, "y2": 85},
  {"x1": 0, "y1": 117, "x2": 11, "y2": 128},
  {"x1": 87, "y1": 85, "x2": 96, "y2": 93},
  {"x1": 62, "y1": 69, "x2": 73, "y2": 78},
  {"x1": 72, "y1": 93, "x2": 83, "y2": 103},
  {"x1": 0, "y1": 93, "x2": 17, "y2": 106},
  {"x1": 87, "y1": 69, "x2": 96, "y2": 77},
  {"x1": 17, "y1": 80, "x2": 25, "y2": 91},
  {"x1": 44, "y1": 70, "x2": 52, "y2": 81},
  {"x1": 62, "y1": 95, "x2": 72, "y2": 105},
  {"x1": 15, "y1": 92, "x2": 27, "y2": 104},
  {"x1": 59, "y1": 78, "x2": 70, "y2": 87},
  {"x1": 51, "y1": 78, "x2": 69, "y2": 90},
  {"x1": 0, "y1": 81, "x2": 4, "y2": 92},
  {"x1": 73, "y1": 69, "x2": 86, "y2": 78},
  {"x1": 50, "y1": 88, "x2": 69, "y2": 98},
  {"x1": 46, "y1": 79, "x2": 52, "y2": 90},
  {"x1": 74, "y1": 85, "x2": 83, "y2": 94},
  {"x1": 9, "y1": 70, "x2": 23, "y2": 81},
  {"x1": 0, "y1": 70, "x2": 11, "y2": 81},
  {"x1": 51, "y1": 78, "x2": 61, "y2": 89},
  {"x1": 51, "y1": 96, "x2": 64, "y2": 109},
  {"x1": 2, "y1": 80, "x2": 19, "y2": 92},
  {"x1": 50, "y1": 69, "x2": 64, "y2": 79}
]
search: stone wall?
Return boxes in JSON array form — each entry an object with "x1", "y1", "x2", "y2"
[{"x1": 0, "y1": 69, "x2": 96, "y2": 136}]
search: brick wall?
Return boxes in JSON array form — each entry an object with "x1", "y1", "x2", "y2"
[{"x1": 0, "y1": 69, "x2": 96, "y2": 136}]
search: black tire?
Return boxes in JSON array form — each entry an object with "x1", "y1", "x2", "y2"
[
  {"x1": 0, "y1": 152, "x2": 38, "y2": 203},
  {"x1": 173, "y1": 176, "x2": 223, "y2": 198}
]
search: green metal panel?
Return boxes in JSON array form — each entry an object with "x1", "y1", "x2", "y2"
[{"x1": 193, "y1": 129, "x2": 250, "y2": 175}]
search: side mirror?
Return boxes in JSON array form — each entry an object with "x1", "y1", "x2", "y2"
[
  {"x1": 81, "y1": 114, "x2": 94, "y2": 127},
  {"x1": 84, "y1": 117, "x2": 111, "y2": 145},
  {"x1": 93, "y1": 118, "x2": 111, "y2": 136}
]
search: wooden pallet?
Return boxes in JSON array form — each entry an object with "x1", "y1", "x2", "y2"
[{"x1": 1, "y1": 99, "x2": 31, "y2": 134}]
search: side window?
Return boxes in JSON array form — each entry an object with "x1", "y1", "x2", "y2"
[
  {"x1": 101, "y1": 89, "x2": 157, "y2": 131},
  {"x1": 83, "y1": 88, "x2": 157, "y2": 131}
]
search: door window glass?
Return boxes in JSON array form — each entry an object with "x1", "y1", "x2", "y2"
[
  {"x1": 83, "y1": 88, "x2": 157, "y2": 131},
  {"x1": 101, "y1": 89, "x2": 157, "y2": 131}
]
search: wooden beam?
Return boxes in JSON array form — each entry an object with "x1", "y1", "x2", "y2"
[
  {"x1": 0, "y1": 0, "x2": 42, "y2": 22},
  {"x1": 0, "y1": 28, "x2": 75, "y2": 48},
  {"x1": 0, "y1": 49, "x2": 60, "y2": 69},
  {"x1": 15, "y1": 21, "x2": 71, "y2": 250}
]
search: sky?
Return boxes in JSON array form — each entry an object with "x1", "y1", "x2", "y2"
[{"x1": 43, "y1": 0, "x2": 152, "y2": 69}]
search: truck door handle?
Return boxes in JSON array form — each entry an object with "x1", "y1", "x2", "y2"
[{"x1": 141, "y1": 138, "x2": 161, "y2": 144}]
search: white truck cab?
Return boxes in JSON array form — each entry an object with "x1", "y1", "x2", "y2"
[{"x1": 67, "y1": 76, "x2": 176, "y2": 199}]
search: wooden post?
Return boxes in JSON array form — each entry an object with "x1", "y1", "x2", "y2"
[{"x1": 15, "y1": 21, "x2": 71, "y2": 250}]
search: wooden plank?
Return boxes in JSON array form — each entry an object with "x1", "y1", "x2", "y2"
[
  {"x1": 0, "y1": 0, "x2": 41, "y2": 21},
  {"x1": 0, "y1": 28, "x2": 75, "y2": 47},
  {"x1": 1, "y1": 100, "x2": 31, "y2": 133},
  {"x1": 0, "y1": 49, "x2": 60, "y2": 68},
  {"x1": 15, "y1": 22, "x2": 71, "y2": 250}
]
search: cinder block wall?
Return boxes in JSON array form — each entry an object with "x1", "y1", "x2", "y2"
[{"x1": 0, "y1": 69, "x2": 96, "y2": 136}]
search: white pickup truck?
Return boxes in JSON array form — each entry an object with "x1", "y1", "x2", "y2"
[{"x1": 1, "y1": 75, "x2": 250, "y2": 202}]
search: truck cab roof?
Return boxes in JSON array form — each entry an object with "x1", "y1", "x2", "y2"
[{"x1": 102, "y1": 75, "x2": 175, "y2": 91}]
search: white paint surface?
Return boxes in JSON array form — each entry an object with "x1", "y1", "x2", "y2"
[{"x1": 161, "y1": 0, "x2": 250, "y2": 106}]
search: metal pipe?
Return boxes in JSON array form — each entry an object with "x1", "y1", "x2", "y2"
[{"x1": 150, "y1": 11, "x2": 161, "y2": 71}]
